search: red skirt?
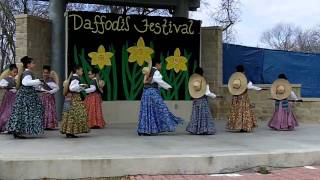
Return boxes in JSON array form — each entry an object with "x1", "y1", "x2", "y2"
[{"x1": 84, "y1": 92, "x2": 105, "y2": 128}]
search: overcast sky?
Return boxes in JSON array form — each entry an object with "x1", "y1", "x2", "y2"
[{"x1": 190, "y1": 0, "x2": 320, "y2": 47}]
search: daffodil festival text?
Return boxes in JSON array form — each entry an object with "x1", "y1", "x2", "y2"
[{"x1": 69, "y1": 14, "x2": 195, "y2": 35}]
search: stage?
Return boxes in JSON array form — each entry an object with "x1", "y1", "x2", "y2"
[{"x1": 1, "y1": 121, "x2": 320, "y2": 179}]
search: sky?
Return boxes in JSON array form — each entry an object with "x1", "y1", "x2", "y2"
[{"x1": 190, "y1": 0, "x2": 320, "y2": 48}]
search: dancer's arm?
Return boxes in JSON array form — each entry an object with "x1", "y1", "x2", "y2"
[
  {"x1": 205, "y1": 85, "x2": 216, "y2": 99},
  {"x1": 69, "y1": 79, "x2": 82, "y2": 92},
  {"x1": 152, "y1": 70, "x2": 172, "y2": 90},
  {"x1": 290, "y1": 91, "x2": 299, "y2": 100},
  {"x1": 22, "y1": 75, "x2": 41, "y2": 86},
  {"x1": 85, "y1": 85, "x2": 96, "y2": 93},
  {"x1": 47, "y1": 82, "x2": 60, "y2": 94},
  {"x1": 247, "y1": 81, "x2": 262, "y2": 91},
  {"x1": 0, "y1": 79, "x2": 8, "y2": 87}
]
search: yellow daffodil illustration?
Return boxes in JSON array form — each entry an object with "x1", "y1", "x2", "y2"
[
  {"x1": 127, "y1": 37, "x2": 154, "y2": 66},
  {"x1": 165, "y1": 48, "x2": 188, "y2": 73},
  {"x1": 88, "y1": 45, "x2": 114, "y2": 69}
]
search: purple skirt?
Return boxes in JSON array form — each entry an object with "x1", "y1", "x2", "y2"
[
  {"x1": 0, "y1": 90, "x2": 16, "y2": 132},
  {"x1": 41, "y1": 93, "x2": 58, "y2": 129},
  {"x1": 268, "y1": 101, "x2": 298, "y2": 131}
]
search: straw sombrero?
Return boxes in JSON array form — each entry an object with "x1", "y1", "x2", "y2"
[
  {"x1": 15, "y1": 63, "x2": 24, "y2": 89},
  {"x1": 188, "y1": 73, "x2": 207, "y2": 98},
  {"x1": 271, "y1": 79, "x2": 292, "y2": 100},
  {"x1": 63, "y1": 73, "x2": 73, "y2": 96},
  {"x1": 228, "y1": 72, "x2": 248, "y2": 95}
]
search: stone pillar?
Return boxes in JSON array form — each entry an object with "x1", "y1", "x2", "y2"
[
  {"x1": 15, "y1": 15, "x2": 52, "y2": 77},
  {"x1": 49, "y1": 0, "x2": 67, "y2": 121},
  {"x1": 173, "y1": 0, "x2": 189, "y2": 17}
]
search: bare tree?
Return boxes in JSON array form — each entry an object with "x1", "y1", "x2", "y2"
[
  {"x1": 214, "y1": 0, "x2": 240, "y2": 42},
  {"x1": 260, "y1": 23, "x2": 320, "y2": 53}
]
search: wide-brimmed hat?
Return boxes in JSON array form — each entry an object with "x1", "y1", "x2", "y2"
[
  {"x1": 271, "y1": 79, "x2": 292, "y2": 100},
  {"x1": 188, "y1": 73, "x2": 207, "y2": 98},
  {"x1": 142, "y1": 67, "x2": 150, "y2": 75},
  {"x1": 228, "y1": 72, "x2": 248, "y2": 95},
  {"x1": 63, "y1": 73, "x2": 73, "y2": 96}
]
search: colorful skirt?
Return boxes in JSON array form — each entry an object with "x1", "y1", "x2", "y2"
[
  {"x1": 60, "y1": 93, "x2": 89, "y2": 134},
  {"x1": 84, "y1": 92, "x2": 105, "y2": 128},
  {"x1": 186, "y1": 96, "x2": 216, "y2": 135},
  {"x1": 41, "y1": 93, "x2": 58, "y2": 129},
  {"x1": 6, "y1": 86, "x2": 44, "y2": 135},
  {"x1": 0, "y1": 90, "x2": 16, "y2": 132},
  {"x1": 137, "y1": 88, "x2": 184, "y2": 135},
  {"x1": 268, "y1": 101, "x2": 298, "y2": 130},
  {"x1": 227, "y1": 92, "x2": 257, "y2": 132}
]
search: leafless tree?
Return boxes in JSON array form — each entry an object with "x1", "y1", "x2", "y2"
[
  {"x1": 206, "y1": 0, "x2": 240, "y2": 43},
  {"x1": 261, "y1": 23, "x2": 320, "y2": 53}
]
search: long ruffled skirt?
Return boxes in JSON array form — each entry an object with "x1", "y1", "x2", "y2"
[
  {"x1": 60, "y1": 94, "x2": 89, "y2": 134},
  {"x1": 227, "y1": 92, "x2": 257, "y2": 132},
  {"x1": 0, "y1": 90, "x2": 16, "y2": 132},
  {"x1": 268, "y1": 101, "x2": 298, "y2": 130},
  {"x1": 137, "y1": 88, "x2": 184, "y2": 135},
  {"x1": 84, "y1": 92, "x2": 105, "y2": 128},
  {"x1": 41, "y1": 93, "x2": 58, "y2": 129},
  {"x1": 186, "y1": 96, "x2": 216, "y2": 135},
  {"x1": 6, "y1": 86, "x2": 44, "y2": 135}
]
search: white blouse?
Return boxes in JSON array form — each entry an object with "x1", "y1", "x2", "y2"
[
  {"x1": 69, "y1": 74, "x2": 85, "y2": 92},
  {"x1": 22, "y1": 69, "x2": 41, "y2": 87},
  {"x1": 205, "y1": 84, "x2": 216, "y2": 99},
  {"x1": 0, "y1": 77, "x2": 17, "y2": 93},
  {"x1": 152, "y1": 69, "x2": 172, "y2": 90},
  {"x1": 247, "y1": 81, "x2": 262, "y2": 91},
  {"x1": 85, "y1": 78, "x2": 97, "y2": 93},
  {"x1": 46, "y1": 82, "x2": 59, "y2": 94}
]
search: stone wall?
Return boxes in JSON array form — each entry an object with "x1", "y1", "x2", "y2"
[{"x1": 15, "y1": 15, "x2": 52, "y2": 77}]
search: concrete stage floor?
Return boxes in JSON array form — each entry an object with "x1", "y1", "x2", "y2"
[{"x1": 0, "y1": 121, "x2": 320, "y2": 179}]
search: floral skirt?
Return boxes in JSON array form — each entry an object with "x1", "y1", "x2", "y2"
[
  {"x1": 137, "y1": 88, "x2": 184, "y2": 135},
  {"x1": 227, "y1": 92, "x2": 257, "y2": 132},
  {"x1": 186, "y1": 96, "x2": 216, "y2": 135},
  {"x1": 41, "y1": 93, "x2": 58, "y2": 129},
  {"x1": 0, "y1": 90, "x2": 16, "y2": 132},
  {"x1": 268, "y1": 101, "x2": 298, "y2": 130},
  {"x1": 84, "y1": 92, "x2": 105, "y2": 128},
  {"x1": 60, "y1": 93, "x2": 89, "y2": 134},
  {"x1": 6, "y1": 86, "x2": 44, "y2": 135}
]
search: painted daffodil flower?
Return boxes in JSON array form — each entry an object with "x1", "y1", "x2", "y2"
[
  {"x1": 165, "y1": 48, "x2": 188, "y2": 73},
  {"x1": 127, "y1": 37, "x2": 154, "y2": 66},
  {"x1": 88, "y1": 45, "x2": 114, "y2": 69}
]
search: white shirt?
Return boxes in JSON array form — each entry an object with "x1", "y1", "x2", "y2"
[
  {"x1": 205, "y1": 85, "x2": 216, "y2": 99},
  {"x1": 85, "y1": 79, "x2": 97, "y2": 94},
  {"x1": 22, "y1": 69, "x2": 41, "y2": 87},
  {"x1": 46, "y1": 82, "x2": 59, "y2": 94},
  {"x1": 247, "y1": 81, "x2": 262, "y2": 91},
  {"x1": 290, "y1": 91, "x2": 299, "y2": 100},
  {"x1": 152, "y1": 69, "x2": 172, "y2": 90},
  {"x1": 69, "y1": 74, "x2": 85, "y2": 92},
  {"x1": 0, "y1": 77, "x2": 16, "y2": 93}
]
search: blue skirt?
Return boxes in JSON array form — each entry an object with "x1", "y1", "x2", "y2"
[
  {"x1": 137, "y1": 88, "x2": 184, "y2": 135},
  {"x1": 186, "y1": 96, "x2": 216, "y2": 135},
  {"x1": 6, "y1": 86, "x2": 44, "y2": 135}
]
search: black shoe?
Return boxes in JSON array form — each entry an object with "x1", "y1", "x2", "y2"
[
  {"x1": 13, "y1": 133, "x2": 26, "y2": 139},
  {"x1": 138, "y1": 133, "x2": 151, "y2": 136},
  {"x1": 66, "y1": 134, "x2": 78, "y2": 138}
]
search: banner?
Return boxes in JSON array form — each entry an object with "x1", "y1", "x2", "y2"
[{"x1": 67, "y1": 11, "x2": 200, "y2": 100}]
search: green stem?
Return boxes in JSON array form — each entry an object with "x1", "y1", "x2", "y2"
[
  {"x1": 122, "y1": 45, "x2": 130, "y2": 99},
  {"x1": 111, "y1": 46, "x2": 118, "y2": 100}
]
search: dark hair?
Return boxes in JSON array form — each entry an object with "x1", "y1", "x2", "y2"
[
  {"x1": 43, "y1": 65, "x2": 51, "y2": 71},
  {"x1": 152, "y1": 59, "x2": 161, "y2": 67},
  {"x1": 195, "y1": 67, "x2": 204, "y2": 76},
  {"x1": 236, "y1": 65, "x2": 244, "y2": 72},
  {"x1": 278, "y1": 73, "x2": 287, "y2": 80},
  {"x1": 21, "y1": 56, "x2": 33, "y2": 68},
  {"x1": 91, "y1": 67, "x2": 99, "y2": 75},
  {"x1": 9, "y1": 64, "x2": 17, "y2": 71},
  {"x1": 72, "y1": 65, "x2": 82, "y2": 73}
]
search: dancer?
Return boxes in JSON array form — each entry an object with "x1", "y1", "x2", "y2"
[
  {"x1": 60, "y1": 65, "x2": 89, "y2": 138},
  {"x1": 137, "y1": 60, "x2": 184, "y2": 136},
  {"x1": 40, "y1": 65, "x2": 59, "y2": 129},
  {"x1": 0, "y1": 64, "x2": 19, "y2": 133},
  {"x1": 186, "y1": 67, "x2": 217, "y2": 135},
  {"x1": 6, "y1": 56, "x2": 44, "y2": 139},
  {"x1": 84, "y1": 68, "x2": 105, "y2": 128},
  {"x1": 227, "y1": 65, "x2": 262, "y2": 132},
  {"x1": 268, "y1": 74, "x2": 299, "y2": 130}
]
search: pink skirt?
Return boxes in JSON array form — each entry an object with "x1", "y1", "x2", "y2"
[
  {"x1": 0, "y1": 90, "x2": 16, "y2": 132},
  {"x1": 41, "y1": 93, "x2": 58, "y2": 129},
  {"x1": 268, "y1": 101, "x2": 298, "y2": 131}
]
